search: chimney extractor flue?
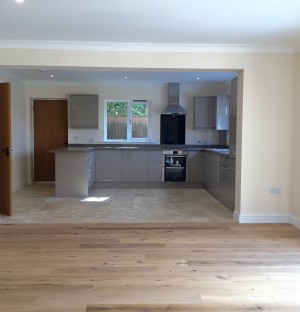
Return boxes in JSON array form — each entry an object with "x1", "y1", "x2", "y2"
[{"x1": 162, "y1": 83, "x2": 186, "y2": 115}]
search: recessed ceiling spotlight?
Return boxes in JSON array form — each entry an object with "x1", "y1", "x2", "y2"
[
  {"x1": 50, "y1": 74, "x2": 54, "y2": 78},
  {"x1": 124, "y1": 76, "x2": 128, "y2": 79},
  {"x1": 197, "y1": 77, "x2": 200, "y2": 80},
  {"x1": 15, "y1": 0, "x2": 24, "y2": 3}
]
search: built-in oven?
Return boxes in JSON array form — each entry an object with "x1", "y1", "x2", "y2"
[{"x1": 162, "y1": 150, "x2": 187, "y2": 181}]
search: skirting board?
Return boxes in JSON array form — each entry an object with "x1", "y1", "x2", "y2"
[
  {"x1": 12, "y1": 180, "x2": 27, "y2": 192},
  {"x1": 233, "y1": 211, "x2": 300, "y2": 229},
  {"x1": 290, "y1": 215, "x2": 300, "y2": 229}
]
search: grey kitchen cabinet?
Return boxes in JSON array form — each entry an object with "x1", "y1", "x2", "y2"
[
  {"x1": 201, "y1": 151, "x2": 235, "y2": 210},
  {"x1": 216, "y1": 95, "x2": 229, "y2": 130},
  {"x1": 193, "y1": 95, "x2": 229, "y2": 130},
  {"x1": 218, "y1": 157, "x2": 235, "y2": 209},
  {"x1": 69, "y1": 94, "x2": 98, "y2": 129},
  {"x1": 122, "y1": 150, "x2": 149, "y2": 182},
  {"x1": 187, "y1": 151, "x2": 202, "y2": 182},
  {"x1": 94, "y1": 150, "x2": 123, "y2": 181},
  {"x1": 52, "y1": 148, "x2": 94, "y2": 197},
  {"x1": 229, "y1": 78, "x2": 237, "y2": 157},
  {"x1": 193, "y1": 96, "x2": 216, "y2": 129},
  {"x1": 148, "y1": 151, "x2": 163, "y2": 182},
  {"x1": 201, "y1": 151, "x2": 219, "y2": 188}
]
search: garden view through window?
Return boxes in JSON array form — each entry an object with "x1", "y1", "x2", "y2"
[{"x1": 105, "y1": 100, "x2": 149, "y2": 141}]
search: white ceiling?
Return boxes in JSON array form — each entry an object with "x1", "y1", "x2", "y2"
[
  {"x1": 1, "y1": 0, "x2": 300, "y2": 84},
  {"x1": 1, "y1": 68, "x2": 238, "y2": 85}
]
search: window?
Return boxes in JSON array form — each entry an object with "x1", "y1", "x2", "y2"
[{"x1": 105, "y1": 100, "x2": 150, "y2": 141}]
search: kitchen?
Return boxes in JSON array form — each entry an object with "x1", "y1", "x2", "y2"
[{"x1": 46, "y1": 76, "x2": 238, "y2": 214}]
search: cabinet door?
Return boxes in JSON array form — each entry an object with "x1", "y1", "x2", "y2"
[
  {"x1": 229, "y1": 78, "x2": 237, "y2": 156},
  {"x1": 201, "y1": 152, "x2": 219, "y2": 188},
  {"x1": 94, "y1": 150, "x2": 123, "y2": 181},
  {"x1": 193, "y1": 97, "x2": 216, "y2": 129},
  {"x1": 187, "y1": 151, "x2": 202, "y2": 182},
  {"x1": 69, "y1": 95, "x2": 98, "y2": 129},
  {"x1": 122, "y1": 151, "x2": 148, "y2": 182},
  {"x1": 216, "y1": 95, "x2": 229, "y2": 130},
  {"x1": 148, "y1": 151, "x2": 163, "y2": 182}
]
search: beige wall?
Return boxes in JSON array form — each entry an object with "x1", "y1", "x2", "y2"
[
  {"x1": 0, "y1": 71, "x2": 27, "y2": 191},
  {"x1": 291, "y1": 53, "x2": 300, "y2": 220},
  {"x1": 0, "y1": 48, "x2": 296, "y2": 221}
]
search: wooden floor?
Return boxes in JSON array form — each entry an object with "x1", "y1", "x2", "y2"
[{"x1": 1, "y1": 222, "x2": 300, "y2": 311}]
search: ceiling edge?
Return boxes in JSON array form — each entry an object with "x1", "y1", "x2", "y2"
[{"x1": 0, "y1": 40, "x2": 296, "y2": 54}]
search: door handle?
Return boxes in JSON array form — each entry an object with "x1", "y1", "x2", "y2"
[{"x1": 1, "y1": 147, "x2": 12, "y2": 156}]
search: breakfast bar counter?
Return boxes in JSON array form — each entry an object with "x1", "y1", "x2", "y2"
[{"x1": 51, "y1": 147, "x2": 94, "y2": 197}]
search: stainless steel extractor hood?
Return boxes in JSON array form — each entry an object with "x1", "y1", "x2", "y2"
[{"x1": 162, "y1": 83, "x2": 186, "y2": 115}]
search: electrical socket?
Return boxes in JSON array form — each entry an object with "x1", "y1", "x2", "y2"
[{"x1": 269, "y1": 187, "x2": 280, "y2": 194}]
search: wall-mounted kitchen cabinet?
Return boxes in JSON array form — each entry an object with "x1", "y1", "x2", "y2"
[
  {"x1": 69, "y1": 94, "x2": 99, "y2": 129},
  {"x1": 193, "y1": 95, "x2": 229, "y2": 130}
]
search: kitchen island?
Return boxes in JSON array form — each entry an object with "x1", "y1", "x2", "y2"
[{"x1": 51, "y1": 147, "x2": 94, "y2": 197}]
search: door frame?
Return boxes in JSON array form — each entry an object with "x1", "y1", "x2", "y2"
[{"x1": 31, "y1": 98, "x2": 68, "y2": 183}]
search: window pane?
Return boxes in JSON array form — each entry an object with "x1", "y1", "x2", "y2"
[
  {"x1": 131, "y1": 103, "x2": 149, "y2": 139},
  {"x1": 107, "y1": 102, "x2": 127, "y2": 140}
]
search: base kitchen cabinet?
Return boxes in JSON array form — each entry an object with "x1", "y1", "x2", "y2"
[
  {"x1": 187, "y1": 151, "x2": 202, "y2": 182},
  {"x1": 218, "y1": 157, "x2": 235, "y2": 209},
  {"x1": 94, "y1": 150, "x2": 123, "y2": 181},
  {"x1": 201, "y1": 152, "x2": 219, "y2": 188},
  {"x1": 148, "y1": 150, "x2": 163, "y2": 182},
  {"x1": 122, "y1": 150, "x2": 149, "y2": 181},
  {"x1": 202, "y1": 150, "x2": 235, "y2": 210}
]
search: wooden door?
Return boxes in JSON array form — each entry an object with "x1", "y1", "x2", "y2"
[
  {"x1": 0, "y1": 83, "x2": 12, "y2": 216},
  {"x1": 33, "y1": 99, "x2": 68, "y2": 181}
]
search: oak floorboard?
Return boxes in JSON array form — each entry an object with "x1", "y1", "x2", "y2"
[{"x1": 0, "y1": 223, "x2": 300, "y2": 312}]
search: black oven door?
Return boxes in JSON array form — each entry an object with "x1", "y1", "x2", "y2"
[
  {"x1": 164, "y1": 154, "x2": 186, "y2": 181},
  {"x1": 164, "y1": 167, "x2": 186, "y2": 181}
]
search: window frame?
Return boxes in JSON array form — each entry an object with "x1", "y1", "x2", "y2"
[{"x1": 104, "y1": 99, "x2": 151, "y2": 142}]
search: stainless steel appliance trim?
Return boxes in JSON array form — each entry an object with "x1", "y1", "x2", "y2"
[
  {"x1": 162, "y1": 150, "x2": 188, "y2": 181},
  {"x1": 162, "y1": 150, "x2": 187, "y2": 155}
]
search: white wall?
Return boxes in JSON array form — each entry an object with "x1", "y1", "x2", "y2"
[
  {"x1": 0, "y1": 71, "x2": 27, "y2": 191},
  {"x1": 0, "y1": 48, "x2": 296, "y2": 221}
]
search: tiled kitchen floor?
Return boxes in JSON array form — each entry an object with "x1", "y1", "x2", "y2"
[{"x1": 1, "y1": 183, "x2": 233, "y2": 224}]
